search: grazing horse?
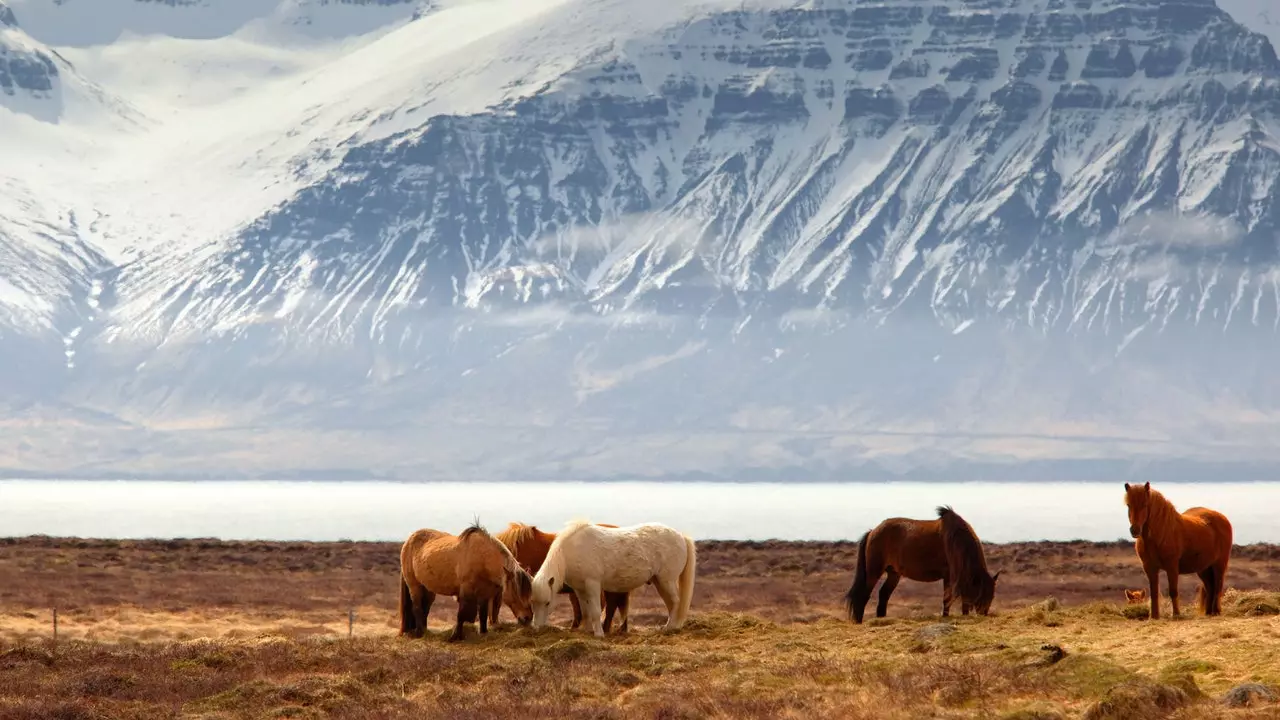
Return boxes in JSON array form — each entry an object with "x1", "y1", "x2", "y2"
[
  {"x1": 531, "y1": 521, "x2": 696, "y2": 637},
  {"x1": 399, "y1": 523, "x2": 534, "y2": 642},
  {"x1": 494, "y1": 522, "x2": 631, "y2": 632},
  {"x1": 1123, "y1": 482, "x2": 1232, "y2": 619},
  {"x1": 844, "y1": 506, "x2": 1001, "y2": 623}
]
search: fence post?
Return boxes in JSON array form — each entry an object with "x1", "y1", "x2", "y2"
[
  {"x1": 52, "y1": 607, "x2": 58, "y2": 649},
  {"x1": 348, "y1": 606, "x2": 354, "y2": 639}
]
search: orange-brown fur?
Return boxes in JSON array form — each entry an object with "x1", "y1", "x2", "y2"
[
  {"x1": 844, "y1": 506, "x2": 1000, "y2": 623},
  {"x1": 1124, "y1": 482, "x2": 1232, "y2": 619},
  {"x1": 494, "y1": 522, "x2": 631, "y2": 633},
  {"x1": 1124, "y1": 589, "x2": 1148, "y2": 604},
  {"x1": 399, "y1": 523, "x2": 533, "y2": 642}
]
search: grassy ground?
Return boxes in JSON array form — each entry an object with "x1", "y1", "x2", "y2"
[{"x1": 3, "y1": 537, "x2": 1280, "y2": 718}]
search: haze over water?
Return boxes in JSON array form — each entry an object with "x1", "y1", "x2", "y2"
[{"x1": 4, "y1": 480, "x2": 1280, "y2": 543}]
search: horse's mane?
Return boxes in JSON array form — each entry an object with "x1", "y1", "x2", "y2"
[
  {"x1": 936, "y1": 506, "x2": 991, "y2": 596},
  {"x1": 458, "y1": 520, "x2": 490, "y2": 541},
  {"x1": 556, "y1": 519, "x2": 593, "y2": 540},
  {"x1": 1134, "y1": 486, "x2": 1182, "y2": 546},
  {"x1": 496, "y1": 522, "x2": 539, "y2": 550},
  {"x1": 536, "y1": 519, "x2": 592, "y2": 586}
]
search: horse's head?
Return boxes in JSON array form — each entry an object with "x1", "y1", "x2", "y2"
[
  {"x1": 503, "y1": 566, "x2": 535, "y2": 625},
  {"x1": 530, "y1": 574, "x2": 557, "y2": 628},
  {"x1": 973, "y1": 570, "x2": 1001, "y2": 615},
  {"x1": 1125, "y1": 589, "x2": 1148, "y2": 604},
  {"x1": 1123, "y1": 482, "x2": 1152, "y2": 538}
]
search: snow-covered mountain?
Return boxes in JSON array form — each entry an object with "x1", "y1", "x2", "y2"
[{"x1": 3, "y1": 0, "x2": 1280, "y2": 481}]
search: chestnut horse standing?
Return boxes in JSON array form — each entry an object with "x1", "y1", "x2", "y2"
[
  {"x1": 1123, "y1": 482, "x2": 1232, "y2": 619},
  {"x1": 399, "y1": 523, "x2": 534, "y2": 641},
  {"x1": 494, "y1": 522, "x2": 631, "y2": 632},
  {"x1": 844, "y1": 506, "x2": 1001, "y2": 623}
]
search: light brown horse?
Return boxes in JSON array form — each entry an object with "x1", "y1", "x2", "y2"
[
  {"x1": 1124, "y1": 482, "x2": 1232, "y2": 619},
  {"x1": 399, "y1": 523, "x2": 534, "y2": 642},
  {"x1": 494, "y1": 522, "x2": 631, "y2": 633},
  {"x1": 844, "y1": 506, "x2": 1000, "y2": 623}
]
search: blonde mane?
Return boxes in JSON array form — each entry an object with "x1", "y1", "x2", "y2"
[
  {"x1": 557, "y1": 519, "x2": 593, "y2": 539},
  {"x1": 496, "y1": 522, "x2": 540, "y2": 551},
  {"x1": 1128, "y1": 486, "x2": 1180, "y2": 545},
  {"x1": 535, "y1": 519, "x2": 594, "y2": 592}
]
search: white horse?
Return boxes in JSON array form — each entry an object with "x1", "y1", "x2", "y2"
[{"x1": 530, "y1": 520, "x2": 697, "y2": 637}]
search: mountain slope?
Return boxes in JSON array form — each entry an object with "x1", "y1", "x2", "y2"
[{"x1": 3, "y1": 0, "x2": 1280, "y2": 480}]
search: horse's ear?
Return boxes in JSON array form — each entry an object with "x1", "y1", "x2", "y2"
[
  {"x1": 1123, "y1": 483, "x2": 1130, "y2": 491},
  {"x1": 1143, "y1": 481, "x2": 1150, "y2": 492}
]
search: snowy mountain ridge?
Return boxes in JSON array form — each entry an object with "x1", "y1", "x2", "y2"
[{"x1": 2, "y1": 0, "x2": 1280, "y2": 480}]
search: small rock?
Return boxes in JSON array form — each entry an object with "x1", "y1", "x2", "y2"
[
  {"x1": 1040, "y1": 644, "x2": 1067, "y2": 665},
  {"x1": 1222, "y1": 683, "x2": 1278, "y2": 708},
  {"x1": 915, "y1": 623, "x2": 956, "y2": 641}
]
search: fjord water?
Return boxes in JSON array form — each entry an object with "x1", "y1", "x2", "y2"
[{"x1": 3, "y1": 480, "x2": 1280, "y2": 543}]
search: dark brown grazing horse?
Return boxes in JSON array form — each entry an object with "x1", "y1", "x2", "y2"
[
  {"x1": 1124, "y1": 482, "x2": 1232, "y2": 619},
  {"x1": 494, "y1": 522, "x2": 630, "y2": 632},
  {"x1": 844, "y1": 506, "x2": 1000, "y2": 623}
]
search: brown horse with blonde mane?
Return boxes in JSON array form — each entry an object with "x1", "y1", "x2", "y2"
[
  {"x1": 844, "y1": 506, "x2": 1000, "y2": 623},
  {"x1": 399, "y1": 523, "x2": 534, "y2": 642},
  {"x1": 1123, "y1": 482, "x2": 1232, "y2": 619},
  {"x1": 495, "y1": 522, "x2": 631, "y2": 633}
]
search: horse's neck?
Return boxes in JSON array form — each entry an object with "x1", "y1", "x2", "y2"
[{"x1": 542, "y1": 546, "x2": 567, "y2": 591}]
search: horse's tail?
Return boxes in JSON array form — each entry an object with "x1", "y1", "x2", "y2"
[
  {"x1": 844, "y1": 531, "x2": 871, "y2": 623},
  {"x1": 398, "y1": 577, "x2": 414, "y2": 636},
  {"x1": 675, "y1": 534, "x2": 697, "y2": 627}
]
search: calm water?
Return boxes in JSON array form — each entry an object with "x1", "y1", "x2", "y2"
[{"x1": 3, "y1": 480, "x2": 1279, "y2": 543}]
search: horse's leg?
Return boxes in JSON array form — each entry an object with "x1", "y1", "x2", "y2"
[
  {"x1": 450, "y1": 595, "x2": 476, "y2": 642},
  {"x1": 1196, "y1": 568, "x2": 1215, "y2": 616},
  {"x1": 568, "y1": 589, "x2": 584, "y2": 629},
  {"x1": 576, "y1": 581, "x2": 605, "y2": 637},
  {"x1": 489, "y1": 585, "x2": 503, "y2": 627},
  {"x1": 1146, "y1": 567, "x2": 1161, "y2": 620},
  {"x1": 941, "y1": 573, "x2": 953, "y2": 617},
  {"x1": 479, "y1": 596, "x2": 489, "y2": 634},
  {"x1": 409, "y1": 584, "x2": 431, "y2": 638},
  {"x1": 619, "y1": 592, "x2": 630, "y2": 633},
  {"x1": 1213, "y1": 558, "x2": 1230, "y2": 616},
  {"x1": 1166, "y1": 568, "x2": 1180, "y2": 618},
  {"x1": 602, "y1": 593, "x2": 618, "y2": 634},
  {"x1": 876, "y1": 570, "x2": 900, "y2": 619},
  {"x1": 654, "y1": 577, "x2": 682, "y2": 631}
]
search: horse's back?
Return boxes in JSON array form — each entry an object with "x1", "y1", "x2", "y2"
[
  {"x1": 866, "y1": 517, "x2": 947, "y2": 582},
  {"x1": 402, "y1": 528, "x2": 463, "y2": 595},
  {"x1": 1181, "y1": 507, "x2": 1233, "y2": 562},
  {"x1": 561, "y1": 521, "x2": 687, "y2": 591}
]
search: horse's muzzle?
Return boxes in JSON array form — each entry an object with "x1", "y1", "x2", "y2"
[
  {"x1": 517, "y1": 617, "x2": 532, "y2": 626},
  {"x1": 1129, "y1": 525, "x2": 1141, "y2": 539}
]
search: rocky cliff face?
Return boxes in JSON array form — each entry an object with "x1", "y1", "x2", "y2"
[
  {"x1": 3, "y1": 0, "x2": 1280, "y2": 480},
  {"x1": 126, "y1": 0, "x2": 1280, "y2": 339}
]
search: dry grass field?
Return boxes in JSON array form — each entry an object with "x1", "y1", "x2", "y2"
[{"x1": 4, "y1": 536, "x2": 1280, "y2": 718}]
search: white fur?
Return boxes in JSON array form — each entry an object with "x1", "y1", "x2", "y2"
[{"x1": 531, "y1": 520, "x2": 697, "y2": 636}]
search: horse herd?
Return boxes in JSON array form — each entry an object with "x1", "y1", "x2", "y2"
[{"x1": 397, "y1": 482, "x2": 1235, "y2": 641}]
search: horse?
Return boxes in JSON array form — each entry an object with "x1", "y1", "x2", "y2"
[
  {"x1": 398, "y1": 523, "x2": 534, "y2": 642},
  {"x1": 530, "y1": 521, "x2": 696, "y2": 637},
  {"x1": 494, "y1": 522, "x2": 631, "y2": 632},
  {"x1": 1123, "y1": 482, "x2": 1232, "y2": 619},
  {"x1": 843, "y1": 506, "x2": 1001, "y2": 623},
  {"x1": 1124, "y1": 589, "x2": 1148, "y2": 604}
]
